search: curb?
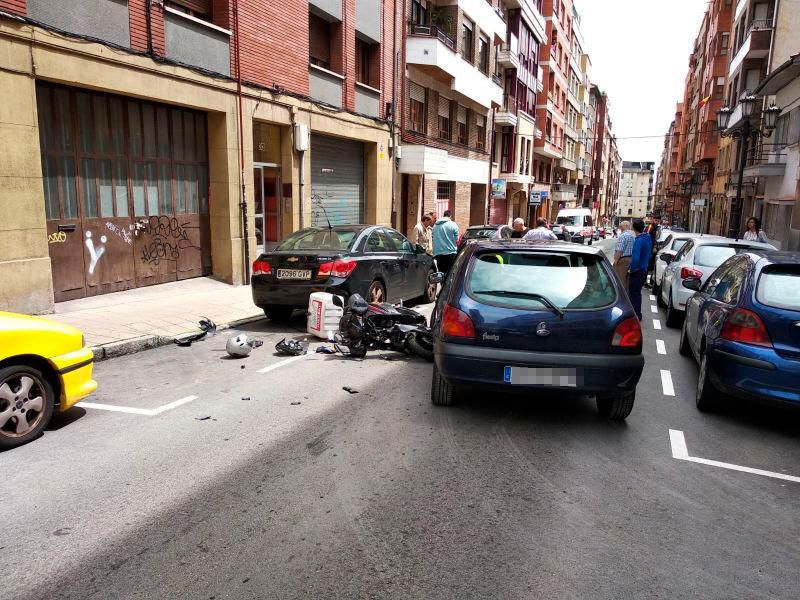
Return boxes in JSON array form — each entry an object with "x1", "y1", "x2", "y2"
[{"x1": 90, "y1": 314, "x2": 266, "y2": 362}]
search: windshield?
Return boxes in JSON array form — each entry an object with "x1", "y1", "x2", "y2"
[
  {"x1": 468, "y1": 251, "x2": 616, "y2": 310},
  {"x1": 757, "y1": 266, "x2": 800, "y2": 311},
  {"x1": 275, "y1": 228, "x2": 359, "y2": 251},
  {"x1": 695, "y1": 245, "x2": 754, "y2": 268},
  {"x1": 556, "y1": 216, "x2": 581, "y2": 227}
]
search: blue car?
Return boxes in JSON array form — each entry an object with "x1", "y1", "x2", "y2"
[
  {"x1": 680, "y1": 250, "x2": 800, "y2": 410},
  {"x1": 430, "y1": 240, "x2": 645, "y2": 420}
]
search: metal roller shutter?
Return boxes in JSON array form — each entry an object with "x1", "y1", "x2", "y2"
[{"x1": 310, "y1": 135, "x2": 365, "y2": 226}]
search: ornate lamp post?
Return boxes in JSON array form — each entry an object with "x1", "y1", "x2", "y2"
[{"x1": 717, "y1": 98, "x2": 781, "y2": 239}]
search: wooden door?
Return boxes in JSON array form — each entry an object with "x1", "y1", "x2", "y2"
[{"x1": 263, "y1": 168, "x2": 280, "y2": 243}]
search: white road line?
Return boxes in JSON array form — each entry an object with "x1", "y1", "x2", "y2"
[
  {"x1": 660, "y1": 369, "x2": 675, "y2": 396},
  {"x1": 649, "y1": 294, "x2": 656, "y2": 301},
  {"x1": 669, "y1": 429, "x2": 800, "y2": 483},
  {"x1": 79, "y1": 395, "x2": 198, "y2": 416},
  {"x1": 650, "y1": 304, "x2": 659, "y2": 313},
  {"x1": 656, "y1": 339, "x2": 667, "y2": 355},
  {"x1": 257, "y1": 353, "x2": 312, "y2": 374},
  {"x1": 653, "y1": 319, "x2": 662, "y2": 330}
]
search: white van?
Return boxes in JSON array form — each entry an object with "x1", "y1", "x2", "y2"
[{"x1": 555, "y1": 208, "x2": 594, "y2": 244}]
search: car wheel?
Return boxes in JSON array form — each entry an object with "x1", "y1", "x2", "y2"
[
  {"x1": 406, "y1": 332, "x2": 434, "y2": 362},
  {"x1": 264, "y1": 307, "x2": 294, "y2": 321},
  {"x1": 656, "y1": 283, "x2": 667, "y2": 308},
  {"x1": 0, "y1": 365, "x2": 56, "y2": 450},
  {"x1": 652, "y1": 281, "x2": 661, "y2": 301},
  {"x1": 421, "y1": 269, "x2": 438, "y2": 304},
  {"x1": 696, "y1": 349, "x2": 719, "y2": 412},
  {"x1": 596, "y1": 390, "x2": 635, "y2": 420},
  {"x1": 679, "y1": 321, "x2": 692, "y2": 357},
  {"x1": 367, "y1": 280, "x2": 386, "y2": 304},
  {"x1": 431, "y1": 364, "x2": 456, "y2": 406},
  {"x1": 666, "y1": 294, "x2": 682, "y2": 328}
]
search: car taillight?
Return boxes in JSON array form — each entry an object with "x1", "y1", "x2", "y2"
[
  {"x1": 721, "y1": 308, "x2": 772, "y2": 347},
  {"x1": 252, "y1": 259, "x2": 272, "y2": 276},
  {"x1": 611, "y1": 317, "x2": 642, "y2": 350},
  {"x1": 680, "y1": 266, "x2": 702, "y2": 279},
  {"x1": 442, "y1": 305, "x2": 475, "y2": 339},
  {"x1": 317, "y1": 259, "x2": 357, "y2": 279}
]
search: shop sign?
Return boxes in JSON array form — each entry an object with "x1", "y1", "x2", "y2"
[
  {"x1": 491, "y1": 179, "x2": 507, "y2": 200},
  {"x1": 529, "y1": 190, "x2": 542, "y2": 205}
]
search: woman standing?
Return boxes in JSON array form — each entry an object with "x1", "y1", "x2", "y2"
[{"x1": 743, "y1": 217, "x2": 769, "y2": 243}]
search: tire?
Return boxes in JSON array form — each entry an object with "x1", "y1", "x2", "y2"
[
  {"x1": 0, "y1": 365, "x2": 56, "y2": 450},
  {"x1": 596, "y1": 390, "x2": 635, "y2": 420},
  {"x1": 666, "y1": 294, "x2": 682, "y2": 328},
  {"x1": 652, "y1": 282, "x2": 661, "y2": 302},
  {"x1": 656, "y1": 284, "x2": 667, "y2": 308},
  {"x1": 406, "y1": 333, "x2": 434, "y2": 362},
  {"x1": 420, "y1": 269, "x2": 437, "y2": 304},
  {"x1": 696, "y1": 349, "x2": 719, "y2": 412},
  {"x1": 679, "y1": 321, "x2": 692, "y2": 357},
  {"x1": 264, "y1": 307, "x2": 294, "y2": 321},
  {"x1": 431, "y1": 364, "x2": 456, "y2": 406},
  {"x1": 367, "y1": 280, "x2": 386, "y2": 304}
]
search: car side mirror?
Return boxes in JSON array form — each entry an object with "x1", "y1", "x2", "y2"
[
  {"x1": 683, "y1": 277, "x2": 702, "y2": 291},
  {"x1": 415, "y1": 244, "x2": 427, "y2": 255},
  {"x1": 659, "y1": 253, "x2": 673, "y2": 263},
  {"x1": 331, "y1": 295, "x2": 345, "y2": 308},
  {"x1": 428, "y1": 272, "x2": 444, "y2": 285}
]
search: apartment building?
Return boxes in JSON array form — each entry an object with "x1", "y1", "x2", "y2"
[
  {"x1": 0, "y1": 0, "x2": 398, "y2": 313},
  {"x1": 490, "y1": 0, "x2": 547, "y2": 225},
  {"x1": 586, "y1": 84, "x2": 619, "y2": 223},
  {"x1": 397, "y1": 0, "x2": 506, "y2": 234},
  {"x1": 619, "y1": 162, "x2": 655, "y2": 220}
]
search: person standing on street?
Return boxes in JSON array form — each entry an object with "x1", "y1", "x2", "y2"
[
  {"x1": 510, "y1": 218, "x2": 528, "y2": 238},
  {"x1": 412, "y1": 213, "x2": 433, "y2": 253},
  {"x1": 432, "y1": 210, "x2": 459, "y2": 276},
  {"x1": 524, "y1": 218, "x2": 557, "y2": 241},
  {"x1": 628, "y1": 219, "x2": 653, "y2": 321},
  {"x1": 613, "y1": 221, "x2": 635, "y2": 290},
  {"x1": 743, "y1": 216, "x2": 770, "y2": 243},
  {"x1": 644, "y1": 215, "x2": 660, "y2": 287}
]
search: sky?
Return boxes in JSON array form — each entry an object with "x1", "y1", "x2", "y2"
[{"x1": 575, "y1": 0, "x2": 710, "y2": 165}]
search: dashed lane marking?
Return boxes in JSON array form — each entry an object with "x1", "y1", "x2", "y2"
[
  {"x1": 650, "y1": 304, "x2": 659, "y2": 313},
  {"x1": 649, "y1": 294, "x2": 656, "y2": 301},
  {"x1": 669, "y1": 429, "x2": 800, "y2": 483},
  {"x1": 656, "y1": 339, "x2": 667, "y2": 355},
  {"x1": 660, "y1": 370, "x2": 675, "y2": 396},
  {"x1": 257, "y1": 353, "x2": 312, "y2": 374},
  {"x1": 79, "y1": 395, "x2": 198, "y2": 416},
  {"x1": 653, "y1": 319, "x2": 662, "y2": 330}
]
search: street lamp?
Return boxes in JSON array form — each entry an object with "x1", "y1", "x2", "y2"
[{"x1": 716, "y1": 96, "x2": 782, "y2": 239}]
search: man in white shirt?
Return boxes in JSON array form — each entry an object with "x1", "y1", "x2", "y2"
[
  {"x1": 412, "y1": 213, "x2": 433, "y2": 254},
  {"x1": 523, "y1": 218, "x2": 557, "y2": 241}
]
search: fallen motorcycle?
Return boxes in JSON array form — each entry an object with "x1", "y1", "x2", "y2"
[{"x1": 331, "y1": 294, "x2": 434, "y2": 361}]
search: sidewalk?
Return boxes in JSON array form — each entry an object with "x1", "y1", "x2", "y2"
[{"x1": 45, "y1": 278, "x2": 264, "y2": 359}]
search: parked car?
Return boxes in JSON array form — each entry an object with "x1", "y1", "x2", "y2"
[
  {"x1": 0, "y1": 312, "x2": 97, "y2": 449},
  {"x1": 550, "y1": 224, "x2": 567, "y2": 241},
  {"x1": 653, "y1": 232, "x2": 704, "y2": 299},
  {"x1": 679, "y1": 250, "x2": 800, "y2": 411},
  {"x1": 429, "y1": 240, "x2": 644, "y2": 419},
  {"x1": 458, "y1": 224, "x2": 512, "y2": 251},
  {"x1": 251, "y1": 225, "x2": 436, "y2": 320},
  {"x1": 659, "y1": 236, "x2": 775, "y2": 327}
]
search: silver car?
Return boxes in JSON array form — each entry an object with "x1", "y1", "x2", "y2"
[
  {"x1": 653, "y1": 232, "x2": 705, "y2": 298},
  {"x1": 660, "y1": 237, "x2": 776, "y2": 327}
]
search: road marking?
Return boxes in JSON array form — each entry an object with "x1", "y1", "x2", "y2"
[
  {"x1": 660, "y1": 369, "x2": 675, "y2": 396},
  {"x1": 79, "y1": 395, "x2": 198, "y2": 416},
  {"x1": 649, "y1": 294, "x2": 656, "y2": 301},
  {"x1": 656, "y1": 339, "x2": 667, "y2": 355},
  {"x1": 669, "y1": 429, "x2": 800, "y2": 483},
  {"x1": 653, "y1": 319, "x2": 662, "y2": 330},
  {"x1": 257, "y1": 353, "x2": 312, "y2": 374},
  {"x1": 650, "y1": 304, "x2": 659, "y2": 313}
]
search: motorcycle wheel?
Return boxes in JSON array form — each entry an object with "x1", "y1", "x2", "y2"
[{"x1": 406, "y1": 333, "x2": 434, "y2": 362}]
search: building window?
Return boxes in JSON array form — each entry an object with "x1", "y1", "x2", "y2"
[
  {"x1": 165, "y1": 0, "x2": 211, "y2": 22},
  {"x1": 501, "y1": 129, "x2": 513, "y2": 173},
  {"x1": 409, "y1": 83, "x2": 426, "y2": 133},
  {"x1": 478, "y1": 34, "x2": 490, "y2": 74},
  {"x1": 438, "y1": 96, "x2": 451, "y2": 140},
  {"x1": 720, "y1": 31, "x2": 729, "y2": 55},
  {"x1": 457, "y1": 105, "x2": 468, "y2": 145},
  {"x1": 436, "y1": 180, "x2": 453, "y2": 216},
  {"x1": 476, "y1": 114, "x2": 486, "y2": 151},
  {"x1": 461, "y1": 18, "x2": 474, "y2": 63},
  {"x1": 356, "y1": 38, "x2": 378, "y2": 87},
  {"x1": 411, "y1": 0, "x2": 427, "y2": 25},
  {"x1": 309, "y1": 13, "x2": 332, "y2": 70}
]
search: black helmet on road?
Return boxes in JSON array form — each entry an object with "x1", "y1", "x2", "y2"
[{"x1": 348, "y1": 294, "x2": 369, "y2": 316}]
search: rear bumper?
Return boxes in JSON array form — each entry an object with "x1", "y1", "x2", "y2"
[
  {"x1": 252, "y1": 277, "x2": 352, "y2": 308},
  {"x1": 435, "y1": 342, "x2": 644, "y2": 395},
  {"x1": 709, "y1": 342, "x2": 800, "y2": 406},
  {"x1": 50, "y1": 347, "x2": 97, "y2": 410}
]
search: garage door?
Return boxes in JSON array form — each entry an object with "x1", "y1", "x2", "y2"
[{"x1": 310, "y1": 135, "x2": 364, "y2": 226}]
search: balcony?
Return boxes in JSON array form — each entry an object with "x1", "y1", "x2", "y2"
[
  {"x1": 497, "y1": 35, "x2": 519, "y2": 69},
  {"x1": 309, "y1": 64, "x2": 344, "y2": 108},
  {"x1": 28, "y1": 0, "x2": 131, "y2": 48},
  {"x1": 743, "y1": 144, "x2": 787, "y2": 178},
  {"x1": 164, "y1": 7, "x2": 231, "y2": 76},
  {"x1": 560, "y1": 156, "x2": 577, "y2": 171},
  {"x1": 406, "y1": 23, "x2": 502, "y2": 109},
  {"x1": 355, "y1": 82, "x2": 381, "y2": 118},
  {"x1": 729, "y1": 19, "x2": 773, "y2": 75},
  {"x1": 495, "y1": 94, "x2": 518, "y2": 127},
  {"x1": 534, "y1": 138, "x2": 562, "y2": 159}
]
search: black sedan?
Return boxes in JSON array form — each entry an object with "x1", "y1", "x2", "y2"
[{"x1": 252, "y1": 225, "x2": 437, "y2": 320}]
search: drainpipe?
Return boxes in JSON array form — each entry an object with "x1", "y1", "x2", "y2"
[
  {"x1": 390, "y1": 0, "x2": 398, "y2": 228},
  {"x1": 145, "y1": 0, "x2": 153, "y2": 55},
  {"x1": 234, "y1": 0, "x2": 250, "y2": 284},
  {"x1": 486, "y1": 107, "x2": 496, "y2": 223}
]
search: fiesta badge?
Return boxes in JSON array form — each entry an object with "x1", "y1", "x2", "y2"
[{"x1": 536, "y1": 322, "x2": 551, "y2": 337}]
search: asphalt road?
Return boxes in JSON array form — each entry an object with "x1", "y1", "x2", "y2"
[{"x1": 3, "y1": 239, "x2": 800, "y2": 599}]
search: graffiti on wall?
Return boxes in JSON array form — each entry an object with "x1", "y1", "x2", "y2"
[
  {"x1": 140, "y1": 216, "x2": 200, "y2": 266},
  {"x1": 105, "y1": 222, "x2": 133, "y2": 245},
  {"x1": 48, "y1": 232, "x2": 67, "y2": 244},
  {"x1": 84, "y1": 231, "x2": 107, "y2": 275}
]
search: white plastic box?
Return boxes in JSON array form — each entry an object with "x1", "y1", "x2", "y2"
[{"x1": 307, "y1": 292, "x2": 344, "y2": 339}]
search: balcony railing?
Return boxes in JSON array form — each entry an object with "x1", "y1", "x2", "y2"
[
  {"x1": 492, "y1": 73, "x2": 503, "y2": 87},
  {"x1": 501, "y1": 94, "x2": 518, "y2": 114},
  {"x1": 408, "y1": 22, "x2": 455, "y2": 51},
  {"x1": 747, "y1": 19, "x2": 773, "y2": 36}
]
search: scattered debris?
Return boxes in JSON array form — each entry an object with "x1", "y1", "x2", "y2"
[
  {"x1": 275, "y1": 338, "x2": 308, "y2": 356},
  {"x1": 315, "y1": 345, "x2": 336, "y2": 354},
  {"x1": 290, "y1": 401, "x2": 302, "y2": 406},
  {"x1": 194, "y1": 416, "x2": 212, "y2": 421},
  {"x1": 342, "y1": 386, "x2": 359, "y2": 394},
  {"x1": 241, "y1": 397, "x2": 251, "y2": 401},
  {"x1": 174, "y1": 317, "x2": 217, "y2": 347},
  {"x1": 241, "y1": 365, "x2": 246, "y2": 369}
]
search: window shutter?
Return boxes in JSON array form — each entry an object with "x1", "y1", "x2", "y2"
[
  {"x1": 171, "y1": 0, "x2": 212, "y2": 15},
  {"x1": 476, "y1": 114, "x2": 486, "y2": 127},
  {"x1": 438, "y1": 96, "x2": 450, "y2": 118},
  {"x1": 457, "y1": 105, "x2": 467, "y2": 124}
]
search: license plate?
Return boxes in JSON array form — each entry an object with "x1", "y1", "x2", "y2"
[
  {"x1": 276, "y1": 269, "x2": 311, "y2": 280},
  {"x1": 503, "y1": 366, "x2": 578, "y2": 387}
]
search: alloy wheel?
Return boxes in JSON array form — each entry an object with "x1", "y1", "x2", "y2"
[
  {"x1": 368, "y1": 281, "x2": 385, "y2": 303},
  {"x1": 0, "y1": 371, "x2": 47, "y2": 439}
]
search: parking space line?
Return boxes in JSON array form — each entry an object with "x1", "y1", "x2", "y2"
[
  {"x1": 660, "y1": 370, "x2": 675, "y2": 396},
  {"x1": 257, "y1": 353, "x2": 312, "y2": 374},
  {"x1": 669, "y1": 429, "x2": 800, "y2": 483},
  {"x1": 653, "y1": 319, "x2": 662, "y2": 330},
  {"x1": 656, "y1": 339, "x2": 667, "y2": 355},
  {"x1": 650, "y1": 304, "x2": 659, "y2": 313},
  {"x1": 79, "y1": 395, "x2": 198, "y2": 416}
]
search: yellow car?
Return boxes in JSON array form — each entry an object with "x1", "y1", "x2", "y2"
[{"x1": 0, "y1": 312, "x2": 97, "y2": 449}]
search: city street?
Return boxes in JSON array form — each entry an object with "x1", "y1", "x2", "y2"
[{"x1": 3, "y1": 243, "x2": 799, "y2": 599}]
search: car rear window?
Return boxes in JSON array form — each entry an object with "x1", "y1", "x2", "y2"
[
  {"x1": 467, "y1": 251, "x2": 616, "y2": 310},
  {"x1": 757, "y1": 266, "x2": 800, "y2": 311},
  {"x1": 463, "y1": 228, "x2": 497, "y2": 240},
  {"x1": 694, "y1": 245, "x2": 751, "y2": 268},
  {"x1": 276, "y1": 229, "x2": 358, "y2": 251}
]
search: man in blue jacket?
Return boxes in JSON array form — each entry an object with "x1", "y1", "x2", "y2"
[
  {"x1": 628, "y1": 219, "x2": 653, "y2": 320},
  {"x1": 432, "y1": 210, "x2": 460, "y2": 276}
]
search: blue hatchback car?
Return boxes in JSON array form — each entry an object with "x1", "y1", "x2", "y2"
[
  {"x1": 430, "y1": 240, "x2": 645, "y2": 420},
  {"x1": 680, "y1": 250, "x2": 800, "y2": 410}
]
